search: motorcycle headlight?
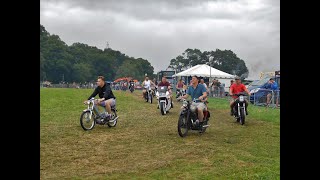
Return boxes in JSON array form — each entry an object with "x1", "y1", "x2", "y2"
[
  {"x1": 239, "y1": 96, "x2": 244, "y2": 102},
  {"x1": 250, "y1": 88, "x2": 260, "y2": 94},
  {"x1": 182, "y1": 100, "x2": 187, "y2": 107}
]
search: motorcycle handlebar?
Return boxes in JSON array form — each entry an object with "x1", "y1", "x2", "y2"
[{"x1": 229, "y1": 93, "x2": 249, "y2": 96}]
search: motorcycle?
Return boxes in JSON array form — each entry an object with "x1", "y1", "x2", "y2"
[
  {"x1": 231, "y1": 92, "x2": 248, "y2": 125},
  {"x1": 144, "y1": 87, "x2": 153, "y2": 104},
  {"x1": 152, "y1": 86, "x2": 157, "y2": 97},
  {"x1": 156, "y1": 86, "x2": 173, "y2": 115},
  {"x1": 177, "y1": 98, "x2": 210, "y2": 137},
  {"x1": 129, "y1": 83, "x2": 135, "y2": 93},
  {"x1": 176, "y1": 88, "x2": 186, "y2": 101},
  {"x1": 80, "y1": 98, "x2": 119, "y2": 130}
]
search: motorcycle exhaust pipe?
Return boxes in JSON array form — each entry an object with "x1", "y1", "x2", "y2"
[{"x1": 108, "y1": 116, "x2": 119, "y2": 123}]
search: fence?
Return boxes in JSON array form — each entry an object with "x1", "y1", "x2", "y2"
[
  {"x1": 208, "y1": 86, "x2": 227, "y2": 98},
  {"x1": 252, "y1": 89, "x2": 280, "y2": 108},
  {"x1": 40, "y1": 83, "x2": 96, "y2": 89},
  {"x1": 207, "y1": 87, "x2": 280, "y2": 109}
]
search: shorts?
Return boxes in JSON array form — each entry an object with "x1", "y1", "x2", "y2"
[
  {"x1": 100, "y1": 98, "x2": 116, "y2": 107},
  {"x1": 191, "y1": 102, "x2": 207, "y2": 111}
]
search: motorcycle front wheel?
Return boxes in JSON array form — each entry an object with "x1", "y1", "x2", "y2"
[
  {"x1": 160, "y1": 102, "x2": 165, "y2": 115},
  {"x1": 240, "y1": 108, "x2": 246, "y2": 125},
  {"x1": 145, "y1": 93, "x2": 148, "y2": 102},
  {"x1": 178, "y1": 114, "x2": 189, "y2": 137},
  {"x1": 149, "y1": 93, "x2": 153, "y2": 104},
  {"x1": 80, "y1": 111, "x2": 96, "y2": 130}
]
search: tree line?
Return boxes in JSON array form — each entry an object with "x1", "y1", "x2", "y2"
[
  {"x1": 40, "y1": 24, "x2": 155, "y2": 83},
  {"x1": 168, "y1": 48, "x2": 249, "y2": 78},
  {"x1": 41, "y1": 24, "x2": 249, "y2": 84}
]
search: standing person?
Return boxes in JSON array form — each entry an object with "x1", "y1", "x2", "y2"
[
  {"x1": 215, "y1": 80, "x2": 221, "y2": 97},
  {"x1": 229, "y1": 77, "x2": 251, "y2": 116},
  {"x1": 200, "y1": 79, "x2": 209, "y2": 93},
  {"x1": 84, "y1": 76, "x2": 116, "y2": 123},
  {"x1": 210, "y1": 79, "x2": 217, "y2": 97},
  {"x1": 220, "y1": 83, "x2": 225, "y2": 97},
  {"x1": 264, "y1": 78, "x2": 279, "y2": 107}
]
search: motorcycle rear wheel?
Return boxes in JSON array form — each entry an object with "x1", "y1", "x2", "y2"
[{"x1": 107, "y1": 109, "x2": 118, "y2": 127}]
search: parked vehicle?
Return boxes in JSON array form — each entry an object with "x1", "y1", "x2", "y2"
[{"x1": 248, "y1": 71, "x2": 280, "y2": 105}]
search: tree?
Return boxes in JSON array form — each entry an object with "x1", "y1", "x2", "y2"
[
  {"x1": 40, "y1": 24, "x2": 155, "y2": 83},
  {"x1": 168, "y1": 48, "x2": 249, "y2": 78}
]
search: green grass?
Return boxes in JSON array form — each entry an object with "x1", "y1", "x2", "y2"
[{"x1": 40, "y1": 88, "x2": 280, "y2": 179}]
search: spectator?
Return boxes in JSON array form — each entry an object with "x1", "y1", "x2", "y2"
[
  {"x1": 264, "y1": 78, "x2": 279, "y2": 107},
  {"x1": 200, "y1": 79, "x2": 209, "y2": 94},
  {"x1": 215, "y1": 80, "x2": 221, "y2": 97},
  {"x1": 220, "y1": 83, "x2": 225, "y2": 97}
]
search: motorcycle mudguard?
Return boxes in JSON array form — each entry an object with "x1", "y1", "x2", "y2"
[{"x1": 180, "y1": 110, "x2": 187, "y2": 115}]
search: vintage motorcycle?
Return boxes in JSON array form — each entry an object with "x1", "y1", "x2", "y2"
[
  {"x1": 156, "y1": 86, "x2": 173, "y2": 115},
  {"x1": 80, "y1": 98, "x2": 119, "y2": 130},
  {"x1": 176, "y1": 88, "x2": 186, "y2": 101},
  {"x1": 129, "y1": 82, "x2": 135, "y2": 93},
  {"x1": 144, "y1": 86, "x2": 153, "y2": 104},
  {"x1": 177, "y1": 98, "x2": 210, "y2": 137},
  {"x1": 231, "y1": 92, "x2": 248, "y2": 125}
]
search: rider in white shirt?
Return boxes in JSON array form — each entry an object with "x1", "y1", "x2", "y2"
[{"x1": 141, "y1": 76, "x2": 155, "y2": 98}]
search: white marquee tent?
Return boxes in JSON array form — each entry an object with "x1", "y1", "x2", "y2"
[{"x1": 173, "y1": 64, "x2": 235, "y2": 79}]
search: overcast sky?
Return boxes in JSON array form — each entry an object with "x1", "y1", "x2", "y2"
[{"x1": 40, "y1": 0, "x2": 279, "y2": 79}]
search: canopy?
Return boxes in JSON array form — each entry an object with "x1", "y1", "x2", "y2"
[{"x1": 173, "y1": 64, "x2": 235, "y2": 79}]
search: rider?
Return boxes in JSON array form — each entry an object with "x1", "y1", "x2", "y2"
[
  {"x1": 180, "y1": 75, "x2": 208, "y2": 127},
  {"x1": 141, "y1": 76, "x2": 155, "y2": 98},
  {"x1": 229, "y1": 76, "x2": 251, "y2": 116},
  {"x1": 84, "y1": 76, "x2": 116, "y2": 123},
  {"x1": 176, "y1": 79, "x2": 185, "y2": 95},
  {"x1": 128, "y1": 79, "x2": 135, "y2": 90},
  {"x1": 264, "y1": 78, "x2": 279, "y2": 107},
  {"x1": 158, "y1": 76, "x2": 173, "y2": 100}
]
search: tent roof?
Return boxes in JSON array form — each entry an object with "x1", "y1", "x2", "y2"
[{"x1": 173, "y1": 64, "x2": 235, "y2": 79}]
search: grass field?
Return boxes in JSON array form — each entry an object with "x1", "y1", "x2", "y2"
[{"x1": 40, "y1": 88, "x2": 280, "y2": 179}]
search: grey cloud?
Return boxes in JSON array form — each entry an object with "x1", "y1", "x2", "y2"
[
  {"x1": 40, "y1": 0, "x2": 279, "y2": 79},
  {"x1": 41, "y1": 0, "x2": 242, "y2": 21}
]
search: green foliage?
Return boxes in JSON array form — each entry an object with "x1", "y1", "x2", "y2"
[
  {"x1": 40, "y1": 24, "x2": 155, "y2": 83},
  {"x1": 169, "y1": 48, "x2": 249, "y2": 78}
]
